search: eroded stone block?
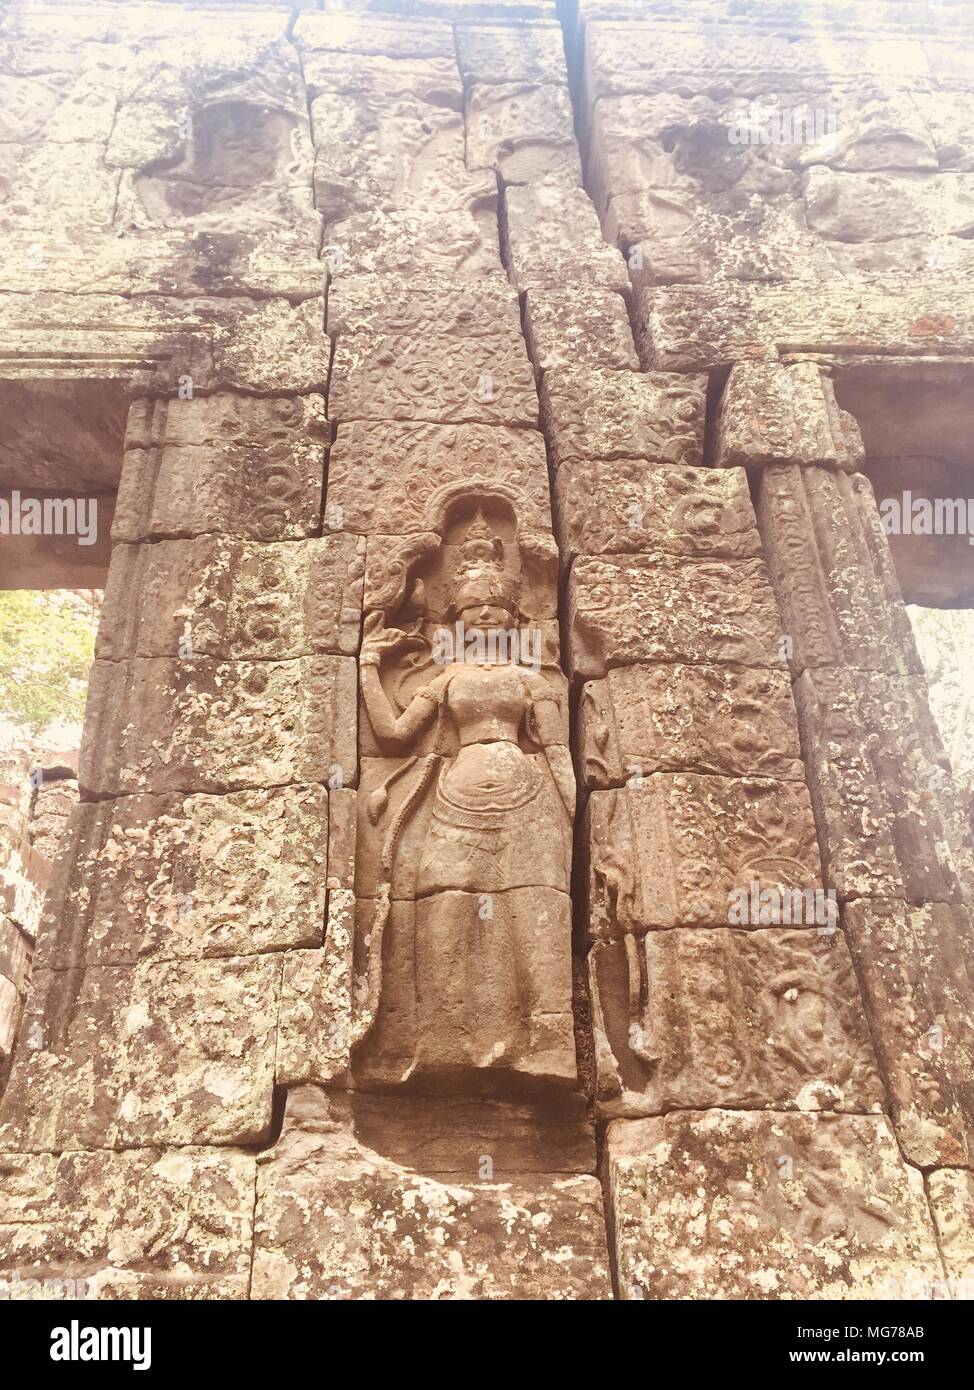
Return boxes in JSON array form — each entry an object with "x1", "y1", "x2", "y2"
[
  {"x1": 568, "y1": 553, "x2": 783, "y2": 678},
  {"x1": 252, "y1": 1087, "x2": 611, "y2": 1300},
  {"x1": 756, "y1": 464, "x2": 922, "y2": 677},
  {"x1": 716, "y1": 360, "x2": 864, "y2": 471},
  {"x1": 579, "y1": 663, "x2": 804, "y2": 787},
  {"x1": 927, "y1": 1170, "x2": 974, "y2": 1293},
  {"x1": 465, "y1": 83, "x2": 580, "y2": 185},
  {"x1": 80, "y1": 656, "x2": 356, "y2": 797},
  {"x1": 113, "y1": 394, "x2": 327, "y2": 542},
  {"x1": 455, "y1": 23, "x2": 568, "y2": 85},
  {"x1": 0, "y1": 956, "x2": 281, "y2": 1151},
  {"x1": 844, "y1": 901, "x2": 974, "y2": 1169},
  {"x1": 606, "y1": 1110, "x2": 942, "y2": 1300},
  {"x1": 0, "y1": 1147, "x2": 255, "y2": 1300},
  {"x1": 326, "y1": 421, "x2": 551, "y2": 535},
  {"x1": 590, "y1": 929, "x2": 882, "y2": 1118},
  {"x1": 523, "y1": 286, "x2": 638, "y2": 373},
  {"x1": 504, "y1": 180, "x2": 629, "y2": 291},
  {"x1": 555, "y1": 460, "x2": 760, "y2": 561},
  {"x1": 98, "y1": 535, "x2": 364, "y2": 660},
  {"x1": 585, "y1": 776, "x2": 822, "y2": 935},
  {"x1": 540, "y1": 366, "x2": 706, "y2": 470},
  {"x1": 34, "y1": 785, "x2": 329, "y2": 969}
]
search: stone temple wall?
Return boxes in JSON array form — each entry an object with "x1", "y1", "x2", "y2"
[{"x1": 0, "y1": 0, "x2": 973, "y2": 1300}]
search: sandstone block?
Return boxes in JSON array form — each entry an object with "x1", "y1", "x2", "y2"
[
  {"x1": 555, "y1": 460, "x2": 759, "y2": 561},
  {"x1": 326, "y1": 421, "x2": 551, "y2": 535},
  {"x1": 585, "y1": 776, "x2": 822, "y2": 935},
  {"x1": 252, "y1": 1087, "x2": 612, "y2": 1300},
  {"x1": 606, "y1": 1110, "x2": 942, "y2": 1300},
  {"x1": 523, "y1": 286, "x2": 638, "y2": 372},
  {"x1": 33, "y1": 785, "x2": 329, "y2": 969},
  {"x1": 465, "y1": 83, "x2": 580, "y2": 185},
  {"x1": 455, "y1": 23, "x2": 568, "y2": 86},
  {"x1": 0, "y1": 1147, "x2": 256, "y2": 1299},
  {"x1": 578, "y1": 662, "x2": 804, "y2": 787},
  {"x1": 716, "y1": 360, "x2": 864, "y2": 471},
  {"x1": 589, "y1": 928, "x2": 883, "y2": 1118},
  {"x1": 113, "y1": 393, "x2": 327, "y2": 543},
  {"x1": 927, "y1": 1169, "x2": 974, "y2": 1294},
  {"x1": 98, "y1": 535, "x2": 364, "y2": 660},
  {"x1": 80, "y1": 656, "x2": 357, "y2": 797},
  {"x1": 844, "y1": 901, "x2": 974, "y2": 1169},
  {"x1": 503, "y1": 180, "x2": 628, "y2": 291},
  {"x1": 540, "y1": 367, "x2": 706, "y2": 470},
  {"x1": 756, "y1": 464, "x2": 922, "y2": 677},
  {"x1": 0, "y1": 956, "x2": 281, "y2": 1151},
  {"x1": 568, "y1": 553, "x2": 784, "y2": 678}
]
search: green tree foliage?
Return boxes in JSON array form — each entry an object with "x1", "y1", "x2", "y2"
[{"x1": 0, "y1": 589, "x2": 99, "y2": 733}]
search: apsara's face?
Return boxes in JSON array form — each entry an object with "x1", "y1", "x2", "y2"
[{"x1": 459, "y1": 601, "x2": 517, "y2": 632}]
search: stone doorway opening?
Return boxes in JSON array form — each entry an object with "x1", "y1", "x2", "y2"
[
  {"x1": 834, "y1": 362, "x2": 974, "y2": 804},
  {"x1": 0, "y1": 377, "x2": 125, "y2": 1075}
]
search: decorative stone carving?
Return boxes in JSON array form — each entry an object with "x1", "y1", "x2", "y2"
[
  {"x1": 523, "y1": 286, "x2": 638, "y2": 372},
  {"x1": 540, "y1": 366, "x2": 706, "y2": 472},
  {"x1": 33, "y1": 785, "x2": 330, "y2": 969},
  {"x1": 716, "y1": 361, "x2": 864, "y2": 471},
  {"x1": 606, "y1": 1110, "x2": 943, "y2": 1301},
  {"x1": 589, "y1": 928, "x2": 883, "y2": 1118},
  {"x1": 555, "y1": 460, "x2": 760, "y2": 561},
  {"x1": 465, "y1": 83, "x2": 580, "y2": 185},
  {"x1": 844, "y1": 901, "x2": 974, "y2": 1169},
  {"x1": 568, "y1": 553, "x2": 784, "y2": 679},
  {"x1": 503, "y1": 180, "x2": 629, "y2": 291},
  {"x1": 756, "y1": 464, "x2": 923, "y2": 678},
  {"x1": 114, "y1": 394, "x2": 327, "y2": 543},
  {"x1": 352, "y1": 503, "x2": 576, "y2": 1091},
  {"x1": 585, "y1": 776, "x2": 822, "y2": 936},
  {"x1": 579, "y1": 663, "x2": 805, "y2": 787},
  {"x1": 98, "y1": 536, "x2": 365, "y2": 660},
  {"x1": 80, "y1": 656, "x2": 357, "y2": 797}
]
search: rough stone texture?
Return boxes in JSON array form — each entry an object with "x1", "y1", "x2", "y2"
[
  {"x1": 326, "y1": 421, "x2": 551, "y2": 535},
  {"x1": 34, "y1": 785, "x2": 329, "y2": 969},
  {"x1": 80, "y1": 656, "x2": 356, "y2": 797},
  {"x1": 465, "y1": 83, "x2": 580, "y2": 185},
  {"x1": 927, "y1": 1169, "x2": 974, "y2": 1292},
  {"x1": 569, "y1": 553, "x2": 784, "y2": 679},
  {"x1": 0, "y1": 1146, "x2": 256, "y2": 1299},
  {"x1": 606, "y1": 1111, "x2": 943, "y2": 1301},
  {"x1": 795, "y1": 668, "x2": 973, "y2": 902},
  {"x1": 98, "y1": 535, "x2": 365, "y2": 659},
  {"x1": 523, "y1": 286, "x2": 638, "y2": 372},
  {"x1": 555, "y1": 461, "x2": 760, "y2": 561},
  {"x1": 756, "y1": 464, "x2": 923, "y2": 678},
  {"x1": 0, "y1": 955, "x2": 281, "y2": 1151},
  {"x1": 844, "y1": 901, "x2": 974, "y2": 1170},
  {"x1": 540, "y1": 366, "x2": 706, "y2": 471},
  {"x1": 503, "y1": 180, "x2": 629, "y2": 291},
  {"x1": 716, "y1": 361, "x2": 864, "y2": 472},
  {"x1": 590, "y1": 929, "x2": 883, "y2": 1118},
  {"x1": 252, "y1": 1087, "x2": 612, "y2": 1301},
  {"x1": 578, "y1": 663, "x2": 805, "y2": 787},
  {"x1": 585, "y1": 776, "x2": 822, "y2": 936},
  {"x1": 113, "y1": 394, "x2": 328, "y2": 543}
]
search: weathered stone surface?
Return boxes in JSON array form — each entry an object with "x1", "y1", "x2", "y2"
[
  {"x1": 756, "y1": 464, "x2": 923, "y2": 678},
  {"x1": 327, "y1": 273, "x2": 520, "y2": 338},
  {"x1": 606, "y1": 1110, "x2": 942, "y2": 1300},
  {"x1": 585, "y1": 776, "x2": 822, "y2": 935},
  {"x1": 330, "y1": 329, "x2": 536, "y2": 427},
  {"x1": 555, "y1": 461, "x2": 760, "y2": 561},
  {"x1": 98, "y1": 535, "x2": 364, "y2": 660},
  {"x1": 794, "y1": 668, "x2": 972, "y2": 901},
  {"x1": 326, "y1": 421, "x2": 551, "y2": 535},
  {"x1": 579, "y1": 663, "x2": 804, "y2": 787},
  {"x1": 466, "y1": 83, "x2": 580, "y2": 185},
  {"x1": 568, "y1": 553, "x2": 784, "y2": 678},
  {"x1": 523, "y1": 286, "x2": 638, "y2": 372},
  {"x1": 0, "y1": 916, "x2": 30, "y2": 997},
  {"x1": 805, "y1": 168, "x2": 974, "y2": 244},
  {"x1": 0, "y1": 955, "x2": 281, "y2": 1151},
  {"x1": 590, "y1": 929, "x2": 883, "y2": 1118},
  {"x1": 80, "y1": 656, "x2": 356, "y2": 797},
  {"x1": 252, "y1": 1087, "x2": 612, "y2": 1300},
  {"x1": 716, "y1": 360, "x2": 864, "y2": 471},
  {"x1": 113, "y1": 394, "x2": 327, "y2": 543},
  {"x1": 293, "y1": 14, "x2": 456, "y2": 62},
  {"x1": 34, "y1": 785, "x2": 329, "y2": 969},
  {"x1": 0, "y1": 977, "x2": 19, "y2": 1068},
  {"x1": 503, "y1": 180, "x2": 628, "y2": 291},
  {"x1": 540, "y1": 367, "x2": 706, "y2": 470},
  {"x1": 0, "y1": 292, "x2": 327, "y2": 393},
  {"x1": 927, "y1": 1169, "x2": 974, "y2": 1293},
  {"x1": 844, "y1": 901, "x2": 974, "y2": 1169},
  {"x1": 0, "y1": 1146, "x2": 256, "y2": 1300},
  {"x1": 323, "y1": 195, "x2": 500, "y2": 278},
  {"x1": 455, "y1": 22, "x2": 567, "y2": 85}
]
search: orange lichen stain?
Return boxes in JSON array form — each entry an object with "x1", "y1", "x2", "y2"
[{"x1": 909, "y1": 313, "x2": 956, "y2": 338}]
